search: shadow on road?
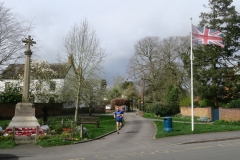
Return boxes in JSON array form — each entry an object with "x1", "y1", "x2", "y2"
[{"x1": 0, "y1": 154, "x2": 19, "y2": 160}]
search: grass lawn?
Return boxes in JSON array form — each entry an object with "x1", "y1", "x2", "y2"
[
  {"x1": 154, "y1": 120, "x2": 240, "y2": 139},
  {"x1": 143, "y1": 112, "x2": 198, "y2": 122},
  {"x1": 143, "y1": 112, "x2": 240, "y2": 139}
]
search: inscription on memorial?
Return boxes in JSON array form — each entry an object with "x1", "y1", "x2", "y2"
[{"x1": 15, "y1": 103, "x2": 35, "y2": 116}]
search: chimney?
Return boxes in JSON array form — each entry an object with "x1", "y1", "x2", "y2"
[{"x1": 68, "y1": 54, "x2": 73, "y2": 64}]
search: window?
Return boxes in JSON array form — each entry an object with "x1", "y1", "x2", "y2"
[
  {"x1": 50, "y1": 81, "x2": 56, "y2": 91},
  {"x1": 4, "y1": 82, "x2": 11, "y2": 91}
]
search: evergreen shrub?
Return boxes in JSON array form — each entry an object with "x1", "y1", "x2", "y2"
[
  {"x1": 199, "y1": 99, "x2": 214, "y2": 107},
  {"x1": 179, "y1": 97, "x2": 191, "y2": 107},
  {"x1": 149, "y1": 103, "x2": 170, "y2": 116},
  {"x1": 228, "y1": 100, "x2": 240, "y2": 108}
]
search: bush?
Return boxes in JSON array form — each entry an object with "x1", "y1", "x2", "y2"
[
  {"x1": 218, "y1": 102, "x2": 228, "y2": 108},
  {"x1": 179, "y1": 97, "x2": 191, "y2": 107},
  {"x1": 199, "y1": 99, "x2": 214, "y2": 107},
  {"x1": 167, "y1": 104, "x2": 180, "y2": 115},
  {"x1": 0, "y1": 135, "x2": 13, "y2": 141},
  {"x1": 111, "y1": 98, "x2": 128, "y2": 106},
  {"x1": 197, "y1": 116, "x2": 210, "y2": 122},
  {"x1": 148, "y1": 103, "x2": 170, "y2": 117},
  {"x1": 51, "y1": 124, "x2": 63, "y2": 134},
  {"x1": 0, "y1": 85, "x2": 22, "y2": 103},
  {"x1": 228, "y1": 100, "x2": 240, "y2": 108}
]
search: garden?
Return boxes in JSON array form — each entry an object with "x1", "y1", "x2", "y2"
[{"x1": 0, "y1": 115, "x2": 117, "y2": 148}]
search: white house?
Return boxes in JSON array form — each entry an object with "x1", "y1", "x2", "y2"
[{"x1": 0, "y1": 57, "x2": 76, "y2": 103}]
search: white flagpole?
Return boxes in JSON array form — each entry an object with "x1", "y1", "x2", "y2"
[{"x1": 190, "y1": 18, "x2": 194, "y2": 131}]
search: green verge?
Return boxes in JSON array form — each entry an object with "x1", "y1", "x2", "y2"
[
  {"x1": 143, "y1": 112, "x2": 198, "y2": 122},
  {"x1": 154, "y1": 120, "x2": 240, "y2": 139}
]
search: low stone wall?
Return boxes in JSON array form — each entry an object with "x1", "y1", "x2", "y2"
[
  {"x1": 93, "y1": 106, "x2": 105, "y2": 113},
  {"x1": 0, "y1": 103, "x2": 63, "y2": 119},
  {"x1": 138, "y1": 110, "x2": 144, "y2": 116},
  {"x1": 0, "y1": 103, "x2": 15, "y2": 118},
  {"x1": 219, "y1": 108, "x2": 240, "y2": 121},
  {"x1": 34, "y1": 103, "x2": 63, "y2": 116},
  {"x1": 105, "y1": 109, "x2": 113, "y2": 113},
  {"x1": 180, "y1": 107, "x2": 212, "y2": 120}
]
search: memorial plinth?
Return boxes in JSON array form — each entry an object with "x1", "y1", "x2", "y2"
[
  {"x1": 5, "y1": 103, "x2": 42, "y2": 144},
  {"x1": 8, "y1": 103, "x2": 40, "y2": 127}
]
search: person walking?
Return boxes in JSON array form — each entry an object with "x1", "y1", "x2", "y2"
[
  {"x1": 114, "y1": 106, "x2": 124, "y2": 134},
  {"x1": 42, "y1": 106, "x2": 48, "y2": 124}
]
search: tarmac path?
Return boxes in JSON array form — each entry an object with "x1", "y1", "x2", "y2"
[{"x1": 1, "y1": 111, "x2": 240, "y2": 160}]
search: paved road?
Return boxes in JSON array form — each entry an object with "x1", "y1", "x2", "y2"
[{"x1": 1, "y1": 111, "x2": 240, "y2": 160}]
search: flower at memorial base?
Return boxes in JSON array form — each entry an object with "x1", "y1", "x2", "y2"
[
  {"x1": 15, "y1": 132, "x2": 22, "y2": 136},
  {"x1": 25, "y1": 132, "x2": 31, "y2": 136},
  {"x1": 15, "y1": 128, "x2": 22, "y2": 131},
  {"x1": 5, "y1": 128, "x2": 12, "y2": 132},
  {"x1": 61, "y1": 131, "x2": 71, "y2": 137},
  {"x1": 62, "y1": 128, "x2": 71, "y2": 133},
  {"x1": 3, "y1": 127, "x2": 44, "y2": 136}
]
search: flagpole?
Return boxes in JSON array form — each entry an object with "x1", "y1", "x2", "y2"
[{"x1": 190, "y1": 18, "x2": 194, "y2": 131}]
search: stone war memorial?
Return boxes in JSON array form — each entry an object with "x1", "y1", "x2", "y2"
[{"x1": 4, "y1": 35, "x2": 44, "y2": 144}]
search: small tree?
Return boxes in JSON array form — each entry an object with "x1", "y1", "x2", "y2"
[
  {"x1": 166, "y1": 84, "x2": 179, "y2": 114},
  {"x1": 64, "y1": 19, "x2": 106, "y2": 121}
]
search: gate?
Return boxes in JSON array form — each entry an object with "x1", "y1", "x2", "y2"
[{"x1": 212, "y1": 109, "x2": 219, "y2": 122}]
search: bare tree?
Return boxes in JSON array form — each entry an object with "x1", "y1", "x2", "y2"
[
  {"x1": 127, "y1": 36, "x2": 190, "y2": 103},
  {"x1": 64, "y1": 19, "x2": 106, "y2": 121},
  {"x1": 157, "y1": 36, "x2": 190, "y2": 102},
  {"x1": 127, "y1": 36, "x2": 162, "y2": 102},
  {"x1": 0, "y1": 2, "x2": 31, "y2": 73}
]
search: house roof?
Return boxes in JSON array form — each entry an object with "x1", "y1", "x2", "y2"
[{"x1": 0, "y1": 63, "x2": 72, "y2": 79}]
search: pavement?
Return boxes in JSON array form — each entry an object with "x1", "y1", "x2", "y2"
[{"x1": 2, "y1": 111, "x2": 240, "y2": 151}]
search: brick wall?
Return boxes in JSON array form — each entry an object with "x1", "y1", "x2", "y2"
[
  {"x1": 219, "y1": 108, "x2": 240, "y2": 121},
  {"x1": 180, "y1": 107, "x2": 212, "y2": 120},
  {"x1": 94, "y1": 106, "x2": 105, "y2": 113},
  {"x1": 0, "y1": 103, "x2": 63, "y2": 119},
  {"x1": 0, "y1": 103, "x2": 105, "y2": 119},
  {"x1": 0, "y1": 103, "x2": 16, "y2": 118}
]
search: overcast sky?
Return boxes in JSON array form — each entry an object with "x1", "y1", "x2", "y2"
[{"x1": 2, "y1": 0, "x2": 240, "y2": 85}]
